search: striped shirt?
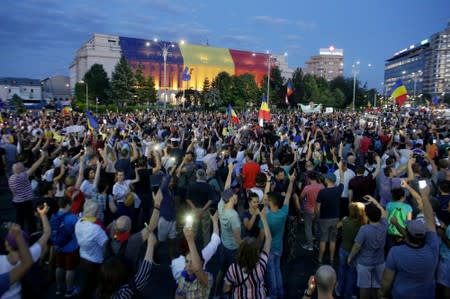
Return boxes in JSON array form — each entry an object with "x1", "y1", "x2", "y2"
[
  {"x1": 110, "y1": 260, "x2": 152, "y2": 299},
  {"x1": 224, "y1": 250, "x2": 269, "y2": 299},
  {"x1": 8, "y1": 171, "x2": 34, "y2": 203}
]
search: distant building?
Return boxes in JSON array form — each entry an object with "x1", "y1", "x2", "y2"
[
  {"x1": 384, "y1": 21, "x2": 450, "y2": 98},
  {"x1": 70, "y1": 33, "x2": 285, "y2": 103},
  {"x1": 41, "y1": 75, "x2": 71, "y2": 103},
  {"x1": 304, "y1": 46, "x2": 344, "y2": 81},
  {"x1": 0, "y1": 77, "x2": 43, "y2": 108},
  {"x1": 384, "y1": 40, "x2": 429, "y2": 99},
  {"x1": 272, "y1": 54, "x2": 294, "y2": 80}
]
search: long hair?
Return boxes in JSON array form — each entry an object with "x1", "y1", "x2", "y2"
[
  {"x1": 237, "y1": 237, "x2": 260, "y2": 273},
  {"x1": 349, "y1": 202, "x2": 367, "y2": 228},
  {"x1": 96, "y1": 258, "x2": 129, "y2": 299}
]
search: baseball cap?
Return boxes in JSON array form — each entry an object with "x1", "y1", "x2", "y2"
[
  {"x1": 406, "y1": 219, "x2": 426, "y2": 238},
  {"x1": 222, "y1": 188, "x2": 235, "y2": 202},
  {"x1": 324, "y1": 173, "x2": 337, "y2": 183}
]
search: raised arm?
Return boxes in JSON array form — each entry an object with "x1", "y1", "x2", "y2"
[
  {"x1": 363, "y1": 195, "x2": 387, "y2": 218},
  {"x1": 283, "y1": 172, "x2": 296, "y2": 207},
  {"x1": 27, "y1": 150, "x2": 47, "y2": 177},
  {"x1": 259, "y1": 209, "x2": 272, "y2": 253},
  {"x1": 36, "y1": 204, "x2": 51, "y2": 250},
  {"x1": 93, "y1": 160, "x2": 102, "y2": 190},
  {"x1": 74, "y1": 153, "x2": 85, "y2": 190},
  {"x1": 419, "y1": 185, "x2": 436, "y2": 233},
  {"x1": 224, "y1": 163, "x2": 235, "y2": 189},
  {"x1": 183, "y1": 227, "x2": 210, "y2": 287},
  {"x1": 7, "y1": 224, "x2": 33, "y2": 286}
]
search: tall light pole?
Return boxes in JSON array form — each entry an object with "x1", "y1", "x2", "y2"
[
  {"x1": 352, "y1": 61, "x2": 360, "y2": 111},
  {"x1": 266, "y1": 50, "x2": 271, "y2": 105},
  {"x1": 78, "y1": 80, "x2": 88, "y2": 111},
  {"x1": 152, "y1": 39, "x2": 175, "y2": 111}
]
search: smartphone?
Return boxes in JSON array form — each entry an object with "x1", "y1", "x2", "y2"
[
  {"x1": 185, "y1": 215, "x2": 193, "y2": 228},
  {"x1": 258, "y1": 203, "x2": 265, "y2": 211},
  {"x1": 418, "y1": 180, "x2": 427, "y2": 189}
]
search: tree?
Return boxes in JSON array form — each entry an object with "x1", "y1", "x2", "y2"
[
  {"x1": 261, "y1": 67, "x2": 284, "y2": 107},
  {"x1": 212, "y1": 72, "x2": 233, "y2": 107},
  {"x1": 134, "y1": 65, "x2": 157, "y2": 104},
  {"x1": 332, "y1": 88, "x2": 345, "y2": 108},
  {"x1": 302, "y1": 74, "x2": 320, "y2": 103},
  {"x1": 203, "y1": 87, "x2": 220, "y2": 109},
  {"x1": 10, "y1": 94, "x2": 25, "y2": 113},
  {"x1": 290, "y1": 68, "x2": 305, "y2": 105},
  {"x1": 110, "y1": 56, "x2": 136, "y2": 107},
  {"x1": 231, "y1": 74, "x2": 260, "y2": 108},
  {"x1": 83, "y1": 64, "x2": 110, "y2": 104}
]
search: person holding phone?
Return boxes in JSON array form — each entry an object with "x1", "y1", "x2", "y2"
[{"x1": 242, "y1": 192, "x2": 261, "y2": 238}]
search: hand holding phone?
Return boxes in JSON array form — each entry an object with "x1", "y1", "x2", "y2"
[{"x1": 418, "y1": 180, "x2": 427, "y2": 189}]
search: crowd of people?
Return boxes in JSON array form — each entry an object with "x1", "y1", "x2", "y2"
[{"x1": 0, "y1": 106, "x2": 448, "y2": 299}]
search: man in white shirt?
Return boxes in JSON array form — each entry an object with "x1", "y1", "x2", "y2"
[
  {"x1": 75, "y1": 200, "x2": 108, "y2": 299},
  {"x1": 334, "y1": 162, "x2": 355, "y2": 218}
]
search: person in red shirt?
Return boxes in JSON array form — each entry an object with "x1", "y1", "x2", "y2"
[
  {"x1": 242, "y1": 151, "x2": 261, "y2": 191},
  {"x1": 358, "y1": 132, "x2": 372, "y2": 165}
]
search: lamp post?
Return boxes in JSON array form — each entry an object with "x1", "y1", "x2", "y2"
[
  {"x1": 78, "y1": 80, "x2": 88, "y2": 111},
  {"x1": 266, "y1": 51, "x2": 271, "y2": 105},
  {"x1": 352, "y1": 61, "x2": 360, "y2": 111}
]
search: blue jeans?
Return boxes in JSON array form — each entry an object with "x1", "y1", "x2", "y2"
[
  {"x1": 337, "y1": 248, "x2": 357, "y2": 299},
  {"x1": 267, "y1": 249, "x2": 283, "y2": 299}
]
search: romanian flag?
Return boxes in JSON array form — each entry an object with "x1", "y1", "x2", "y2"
[
  {"x1": 286, "y1": 81, "x2": 293, "y2": 96},
  {"x1": 258, "y1": 95, "x2": 271, "y2": 126},
  {"x1": 433, "y1": 96, "x2": 440, "y2": 106},
  {"x1": 227, "y1": 104, "x2": 240, "y2": 124},
  {"x1": 62, "y1": 106, "x2": 71, "y2": 116},
  {"x1": 87, "y1": 111, "x2": 98, "y2": 131},
  {"x1": 387, "y1": 80, "x2": 408, "y2": 106}
]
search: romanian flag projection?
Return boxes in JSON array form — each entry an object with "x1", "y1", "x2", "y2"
[
  {"x1": 287, "y1": 81, "x2": 293, "y2": 96},
  {"x1": 258, "y1": 95, "x2": 271, "y2": 124},
  {"x1": 228, "y1": 104, "x2": 240, "y2": 124},
  {"x1": 387, "y1": 80, "x2": 408, "y2": 106}
]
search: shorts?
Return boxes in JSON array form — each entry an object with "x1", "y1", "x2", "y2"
[
  {"x1": 319, "y1": 218, "x2": 339, "y2": 242},
  {"x1": 158, "y1": 217, "x2": 177, "y2": 242},
  {"x1": 55, "y1": 249, "x2": 80, "y2": 271},
  {"x1": 218, "y1": 244, "x2": 237, "y2": 272},
  {"x1": 437, "y1": 257, "x2": 450, "y2": 287},
  {"x1": 356, "y1": 263, "x2": 385, "y2": 288}
]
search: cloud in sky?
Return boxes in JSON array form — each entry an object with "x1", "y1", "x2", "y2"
[{"x1": 251, "y1": 16, "x2": 316, "y2": 31}]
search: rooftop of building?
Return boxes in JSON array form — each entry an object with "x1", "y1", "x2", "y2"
[
  {"x1": 386, "y1": 40, "x2": 430, "y2": 62},
  {"x1": 0, "y1": 78, "x2": 41, "y2": 86}
]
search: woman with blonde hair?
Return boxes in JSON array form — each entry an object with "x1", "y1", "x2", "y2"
[{"x1": 336, "y1": 202, "x2": 367, "y2": 298}]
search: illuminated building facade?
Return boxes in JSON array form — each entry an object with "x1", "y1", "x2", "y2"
[
  {"x1": 304, "y1": 46, "x2": 344, "y2": 81},
  {"x1": 70, "y1": 34, "x2": 276, "y2": 102}
]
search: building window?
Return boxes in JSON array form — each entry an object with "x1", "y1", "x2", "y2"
[{"x1": 31, "y1": 89, "x2": 34, "y2": 93}]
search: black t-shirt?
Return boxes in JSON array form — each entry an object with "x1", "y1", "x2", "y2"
[
  {"x1": 187, "y1": 181, "x2": 214, "y2": 208},
  {"x1": 133, "y1": 168, "x2": 153, "y2": 195},
  {"x1": 34, "y1": 197, "x2": 59, "y2": 219},
  {"x1": 317, "y1": 184, "x2": 344, "y2": 219},
  {"x1": 68, "y1": 145, "x2": 83, "y2": 158}
]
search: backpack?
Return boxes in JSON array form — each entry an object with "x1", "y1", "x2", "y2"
[
  {"x1": 387, "y1": 207, "x2": 406, "y2": 237},
  {"x1": 50, "y1": 212, "x2": 72, "y2": 250}
]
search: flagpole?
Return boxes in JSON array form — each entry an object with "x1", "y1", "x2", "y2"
[{"x1": 267, "y1": 52, "x2": 271, "y2": 105}]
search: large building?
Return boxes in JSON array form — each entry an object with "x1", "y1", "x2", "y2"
[
  {"x1": 0, "y1": 77, "x2": 43, "y2": 108},
  {"x1": 42, "y1": 75, "x2": 71, "y2": 103},
  {"x1": 70, "y1": 34, "x2": 290, "y2": 102},
  {"x1": 384, "y1": 40, "x2": 429, "y2": 99},
  {"x1": 384, "y1": 22, "x2": 450, "y2": 99},
  {"x1": 304, "y1": 46, "x2": 344, "y2": 81}
]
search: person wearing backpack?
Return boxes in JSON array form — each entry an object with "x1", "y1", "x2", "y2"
[{"x1": 51, "y1": 197, "x2": 80, "y2": 297}]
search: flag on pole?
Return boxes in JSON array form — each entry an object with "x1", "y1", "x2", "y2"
[
  {"x1": 87, "y1": 111, "x2": 98, "y2": 131},
  {"x1": 287, "y1": 81, "x2": 293, "y2": 96},
  {"x1": 432, "y1": 96, "x2": 440, "y2": 106},
  {"x1": 285, "y1": 81, "x2": 293, "y2": 106},
  {"x1": 227, "y1": 104, "x2": 240, "y2": 124},
  {"x1": 387, "y1": 79, "x2": 408, "y2": 106},
  {"x1": 258, "y1": 95, "x2": 271, "y2": 126},
  {"x1": 182, "y1": 66, "x2": 194, "y2": 81}
]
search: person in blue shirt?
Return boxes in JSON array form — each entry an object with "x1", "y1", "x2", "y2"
[
  {"x1": 379, "y1": 182, "x2": 440, "y2": 299},
  {"x1": 258, "y1": 171, "x2": 295, "y2": 299}
]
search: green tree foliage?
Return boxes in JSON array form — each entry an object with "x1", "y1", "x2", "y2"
[
  {"x1": 232, "y1": 73, "x2": 260, "y2": 108},
  {"x1": 133, "y1": 65, "x2": 157, "y2": 104},
  {"x1": 261, "y1": 67, "x2": 284, "y2": 107},
  {"x1": 10, "y1": 94, "x2": 25, "y2": 113},
  {"x1": 290, "y1": 68, "x2": 305, "y2": 105},
  {"x1": 83, "y1": 64, "x2": 110, "y2": 104},
  {"x1": 110, "y1": 56, "x2": 136, "y2": 107},
  {"x1": 212, "y1": 72, "x2": 233, "y2": 107}
]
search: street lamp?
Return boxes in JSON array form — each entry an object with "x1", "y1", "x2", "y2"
[
  {"x1": 78, "y1": 80, "x2": 88, "y2": 111},
  {"x1": 412, "y1": 70, "x2": 422, "y2": 101},
  {"x1": 352, "y1": 61, "x2": 360, "y2": 111},
  {"x1": 148, "y1": 38, "x2": 179, "y2": 111}
]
